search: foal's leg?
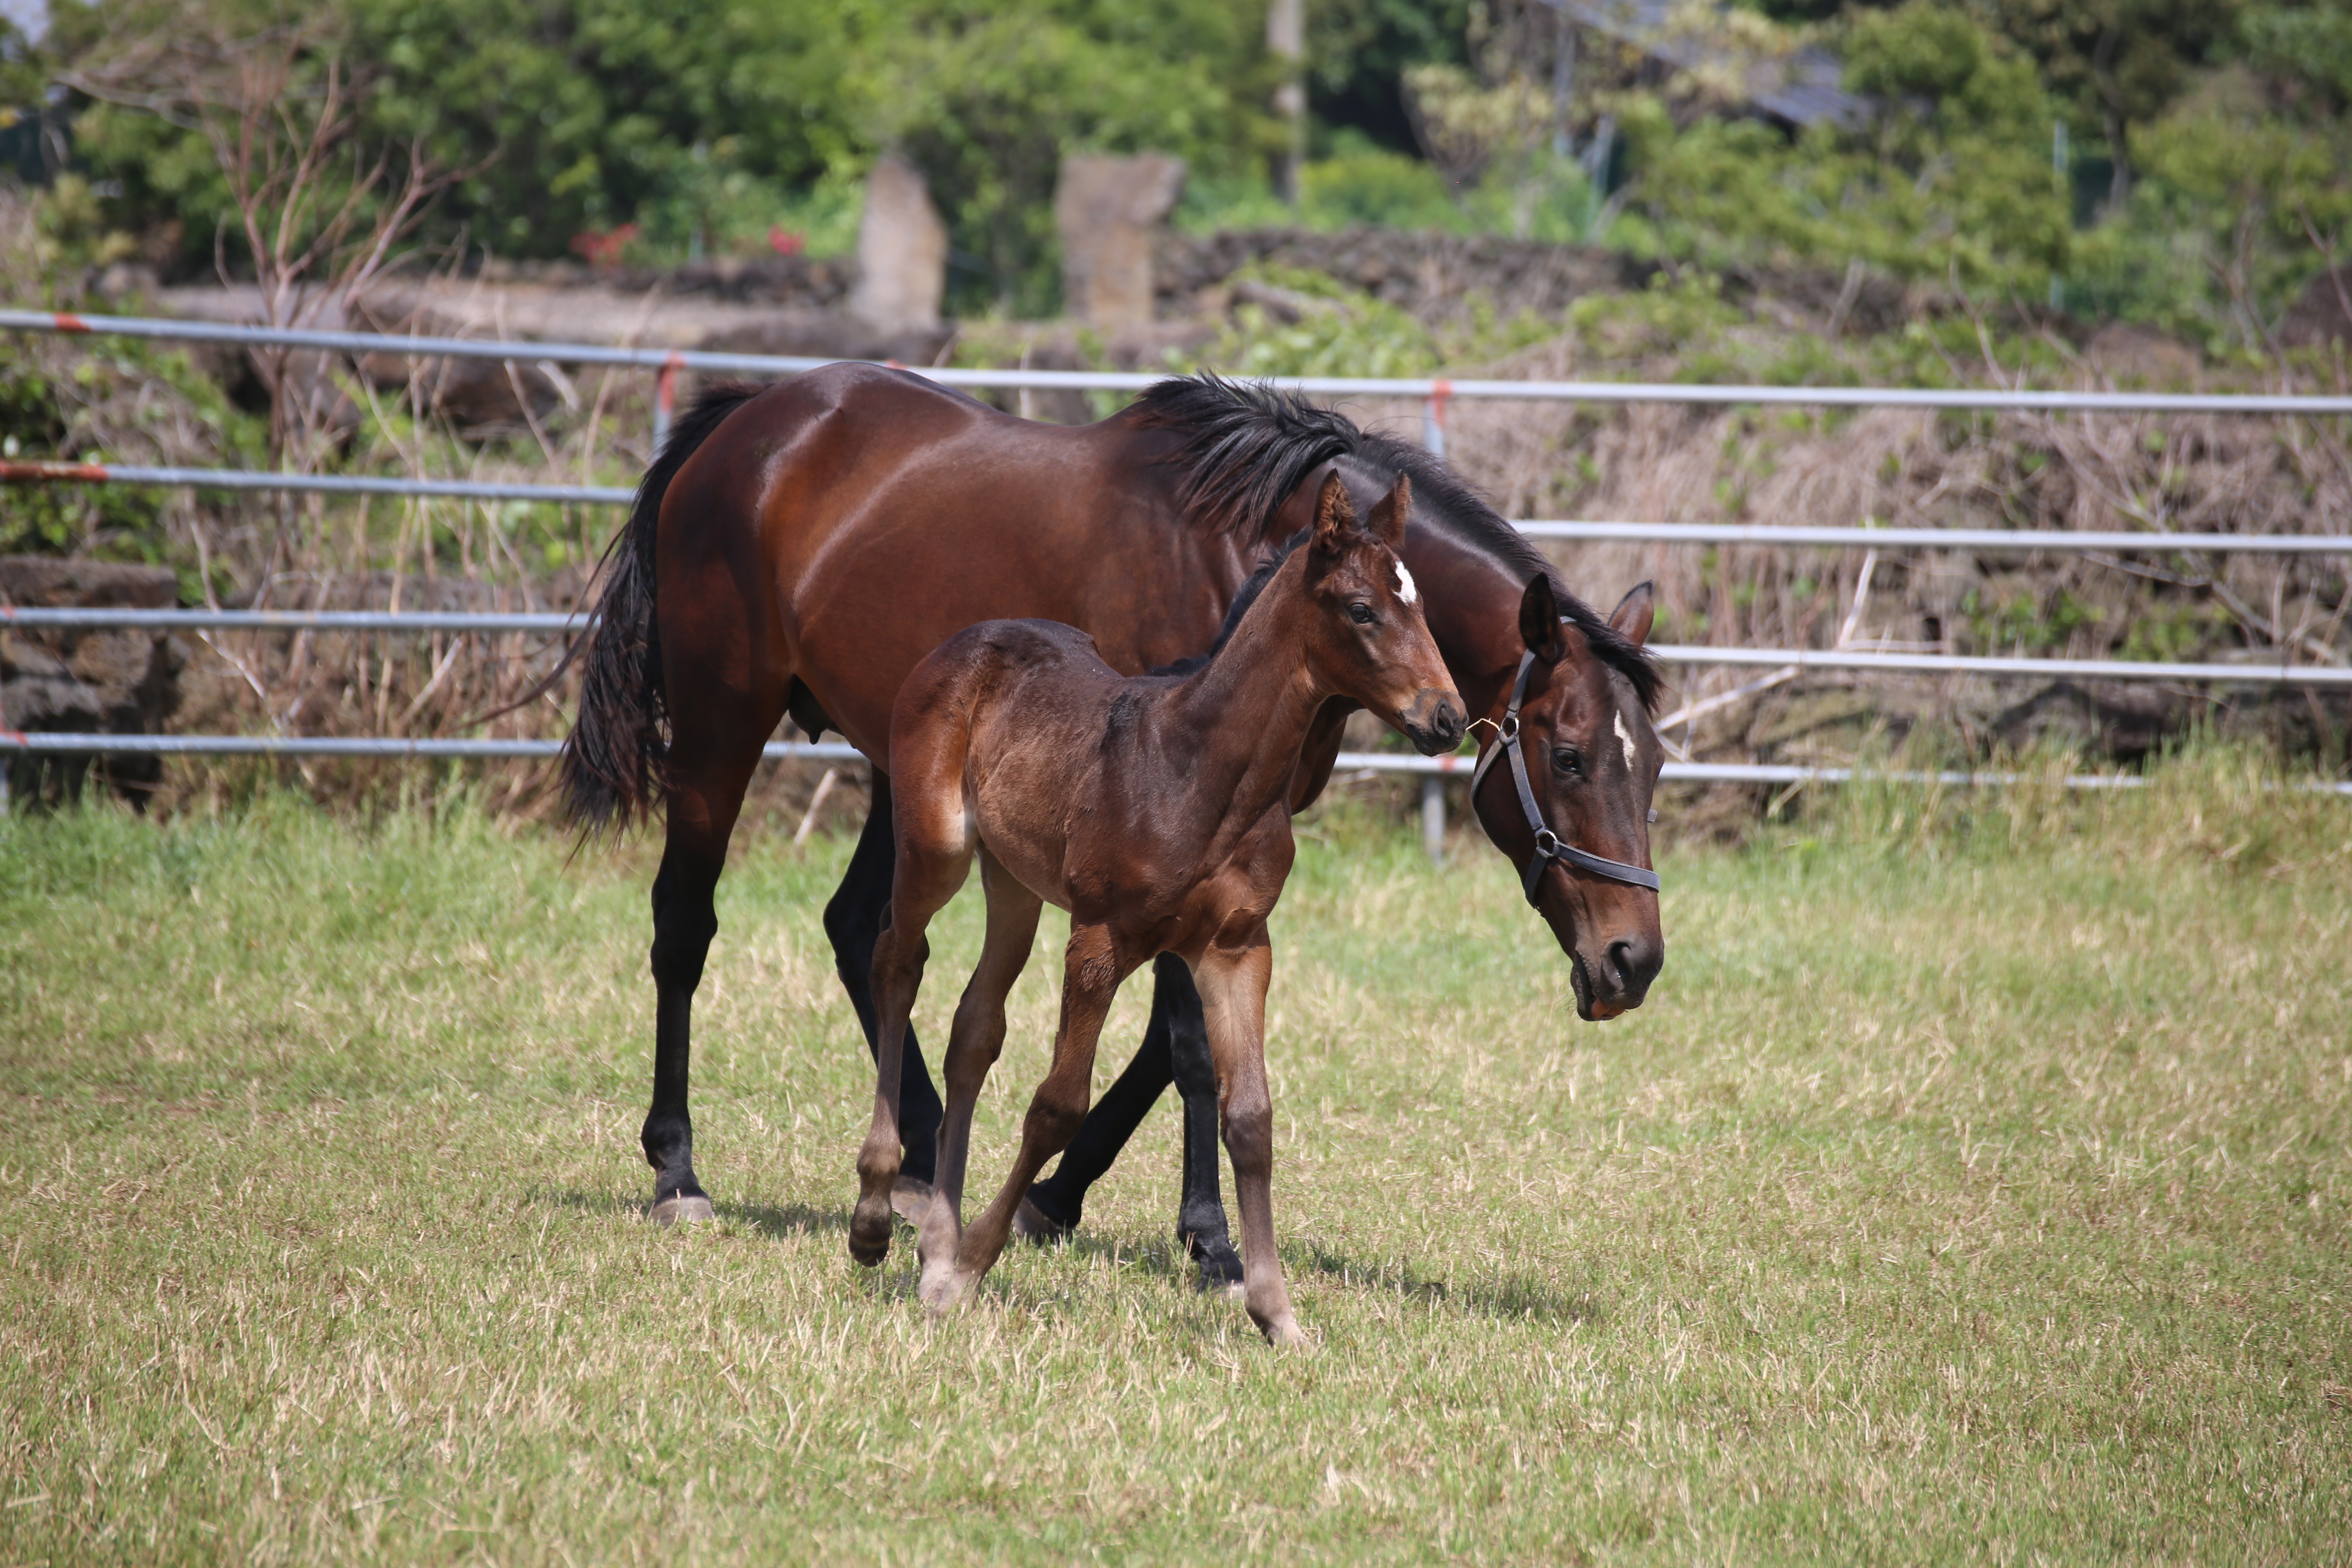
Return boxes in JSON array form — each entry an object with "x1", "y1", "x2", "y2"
[
  {"x1": 1018, "y1": 957, "x2": 1244, "y2": 1293},
  {"x1": 641, "y1": 715, "x2": 775, "y2": 1224},
  {"x1": 848, "y1": 844, "x2": 969, "y2": 1268},
  {"x1": 918, "y1": 850, "x2": 1042, "y2": 1307},
  {"x1": 931, "y1": 922, "x2": 1133, "y2": 1312},
  {"x1": 822, "y1": 773, "x2": 947, "y2": 1200},
  {"x1": 1190, "y1": 935, "x2": 1305, "y2": 1347}
]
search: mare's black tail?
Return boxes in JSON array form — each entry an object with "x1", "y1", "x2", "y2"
[{"x1": 559, "y1": 381, "x2": 765, "y2": 831}]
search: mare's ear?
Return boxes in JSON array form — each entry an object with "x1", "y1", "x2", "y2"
[
  {"x1": 1519, "y1": 574, "x2": 1566, "y2": 662},
  {"x1": 1363, "y1": 474, "x2": 1411, "y2": 549},
  {"x1": 1310, "y1": 471, "x2": 1354, "y2": 555},
  {"x1": 1608, "y1": 581, "x2": 1655, "y2": 648}
]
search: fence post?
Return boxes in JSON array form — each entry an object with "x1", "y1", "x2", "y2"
[
  {"x1": 1420, "y1": 378, "x2": 1452, "y2": 461},
  {"x1": 653, "y1": 352, "x2": 684, "y2": 451},
  {"x1": 1419, "y1": 381, "x2": 1454, "y2": 861}
]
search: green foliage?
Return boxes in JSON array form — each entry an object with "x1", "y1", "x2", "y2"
[
  {"x1": 866, "y1": 0, "x2": 1276, "y2": 314},
  {"x1": 1203, "y1": 263, "x2": 1441, "y2": 379},
  {"x1": 1609, "y1": 4, "x2": 2071, "y2": 292}
]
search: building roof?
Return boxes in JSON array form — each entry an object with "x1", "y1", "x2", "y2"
[{"x1": 1542, "y1": 0, "x2": 1870, "y2": 131}]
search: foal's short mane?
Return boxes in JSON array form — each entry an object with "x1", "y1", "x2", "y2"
[{"x1": 1134, "y1": 374, "x2": 1662, "y2": 712}]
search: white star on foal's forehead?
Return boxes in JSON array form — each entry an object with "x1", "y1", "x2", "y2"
[
  {"x1": 1613, "y1": 707, "x2": 1637, "y2": 766},
  {"x1": 1394, "y1": 561, "x2": 1418, "y2": 604}
]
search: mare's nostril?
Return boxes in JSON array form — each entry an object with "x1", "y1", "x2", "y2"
[{"x1": 1606, "y1": 940, "x2": 1634, "y2": 991}]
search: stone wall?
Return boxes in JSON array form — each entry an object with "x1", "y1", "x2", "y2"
[{"x1": 0, "y1": 557, "x2": 183, "y2": 807}]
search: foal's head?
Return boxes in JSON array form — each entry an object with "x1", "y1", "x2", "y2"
[{"x1": 1297, "y1": 473, "x2": 1465, "y2": 756}]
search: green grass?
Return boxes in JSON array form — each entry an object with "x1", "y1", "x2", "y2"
[{"x1": 3, "y1": 763, "x2": 2350, "y2": 1564}]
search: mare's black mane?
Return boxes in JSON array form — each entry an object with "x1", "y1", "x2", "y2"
[{"x1": 1131, "y1": 374, "x2": 1662, "y2": 711}]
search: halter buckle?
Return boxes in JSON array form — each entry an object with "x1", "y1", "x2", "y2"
[
  {"x1": 1532, "y1": 828, "x2": 1560, "y2": 857},
  {"x1": 1497, "y1": 714, "x2": 1519, "y2": 743}
]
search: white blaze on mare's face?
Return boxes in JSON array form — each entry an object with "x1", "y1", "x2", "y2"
[
  {"x1": 1394, "y1": 560, "x2": 1419, "y2": 605},
  {"x1": 1613, "y1": 707, "x2": 1637, "y2": 769}
]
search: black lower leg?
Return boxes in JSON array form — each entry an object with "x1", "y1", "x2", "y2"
[
  {"x1": 824, "y1": 776, "x2": 944, "y2": 1183},
  {"x1": 1163, "y1": 957, "x2": 1241, "y2": 1287},
  {"x1": 1024, "y1": 969, "x2": 1178, "y2": 1232},
  {"x1": 644, "y1": 853, "x2": 717, "y2": 1206}
]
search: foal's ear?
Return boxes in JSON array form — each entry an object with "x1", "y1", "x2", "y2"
[
  {"x1": 1310, "y1": 471, "x2": 1355, "y2": 554},
  {"x1": 1363, "y1": 473, "x2": 1411, "y2": 549},
  {"x1": 1519, "y1": 574, "x2": 1566, "y2": 662},
  {"x1": 1608, "y1": 581, "x2": 1656, "y2": 648}
]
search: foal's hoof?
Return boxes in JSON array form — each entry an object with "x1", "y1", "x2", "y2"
[
  {"x1": 649, "y1": 1194, "x2": 715, "y2": 1227},
  {"x1": 1258, "y1": 1312, "x2": 1310, "y2": 1350},
  {"x1": 890, "y1": 1176, "x2": 935, "y2": 1225},
  {"x1": 920, "y1": 1268, "x2": 973, "y2": 1316},
  {"x1": 848, "y1": 1195, "x2": 895, "y2": 1268},
  {"x1": 1012, "y1": 1197, "x2": 1073, "y2": 1247}
]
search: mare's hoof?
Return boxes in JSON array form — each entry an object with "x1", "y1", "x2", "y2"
[
  {"x1": 1187, "y1": 1234, "x2": 1245, "y2": 1297},
  {"x1": 1012, "y1": 1196, "x2": 1073, "y2": 1246},
  {"x1": 891, "y1": 1176, "x2": 935, "y2": 1225},
  {"x1": 848, "y1": 1195, "x2": 895, "y2": 1267},
  {"x1": 649, "y1": 1194, "x2": 715, "y2": 1227}
]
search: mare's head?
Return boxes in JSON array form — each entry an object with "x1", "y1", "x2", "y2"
[
  {"x1": 1298, "y1": 472, "x2": 1465, "y2": 755},
  {"x1": 1473, "y1": 574, "x2": 1665, "y2": 1021}
]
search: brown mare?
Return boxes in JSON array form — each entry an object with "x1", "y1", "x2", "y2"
[
  {"x1": 561, "y1": 366, "x2": 1665, "y2": 1288},
  {"x1": 853, "y1": 475, "x2": 1462, "y2": 1343}
]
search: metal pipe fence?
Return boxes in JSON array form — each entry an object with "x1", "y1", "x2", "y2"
[
  {"x1": 13, "y1": 308, "x2": 2352, "y2": 414},
  {"x1": 7, "y1": 464, "x2": 2349, "y2": 559},
  {"x1": 9, "y1": 737, "x2": 2347, "y2": 804},
  {"x1": 10, "y1": 610, "x2": 2351, "y2": 685},
  {"x1": 9, "y1": 305, "x2": 2350, "y2": 826}
]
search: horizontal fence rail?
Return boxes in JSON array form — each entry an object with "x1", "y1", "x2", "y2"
[
  {"x1": 0, "y1": 459, "x2": 633, "y2": 506},
  {"x1": 7, "y1": 608, "x2": 2347, "y2": 684},
  {"x1": 2, "y1": 606, "x2": 588, "y2": 633},
  {"x1": 8, "y1": 734, "x2": 2347, "y2": 798},
  {"x1": 13, "y1": 308, "x2": 2352, "y2": 413},
  {"x1": 5, "y1": 467, "x2": 2346, "y2": 559},
  {"x1": 1517, "y1": 521, "x2": 2352, "y2": 554}
]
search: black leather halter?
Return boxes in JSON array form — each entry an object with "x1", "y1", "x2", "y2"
[{"x1": 1468, "y1": 635, "x2": 1663, "y2": 906}]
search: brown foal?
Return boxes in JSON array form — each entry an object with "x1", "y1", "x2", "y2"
[{"x1": 848, "y1": 474, "x2": 1463, "y2": 1345}]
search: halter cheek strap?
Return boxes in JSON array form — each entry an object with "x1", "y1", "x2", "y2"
[{"x1": 1468, "y1": 636, "x2": 1662, "y2": 906}]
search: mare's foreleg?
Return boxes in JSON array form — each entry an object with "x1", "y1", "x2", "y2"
[
  {"x1": 823, "y1": 774, "x2": 947, "y2": 1196},
  {"x1": 933, "y1": 923, "x2": 1132, "y2": 1312},
  {"x1": 642, "y1": 733, "x2": 770, "y2": 1224},
  {"x1": 918, "y1": 851, "x2": 1042, "y2": 1307},
  {"x1": 1191, "y1": 935, "x2": 1304, "y2": 1347},
  {"x1": 1019, "y1": 956, "x2": 1243, "y2": 1293}
]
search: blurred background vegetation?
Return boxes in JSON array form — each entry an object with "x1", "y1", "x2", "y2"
[{"x1": 0, "y1": 0, "x2": 2344, "y2": 341}]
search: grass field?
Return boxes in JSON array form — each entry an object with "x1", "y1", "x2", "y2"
[{"x1": 3, "y1": 758, "x2": 2350, "y2": 1564}]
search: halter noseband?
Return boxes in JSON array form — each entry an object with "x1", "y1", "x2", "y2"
[{"x1": 1468, "y1": 629, "x2": 1662, "y2": 906}]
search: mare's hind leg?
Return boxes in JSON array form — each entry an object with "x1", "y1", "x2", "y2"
[
  {"x1": 931, "y1": 923, "x2": 1134, "y2": 1312},
  {"x1": 1019, "y1": 957, "x2": 1243, "y2": 1294},
  {"x1": 824, "y1": 773, "x2": 947, "y2": 1205},
  {"x1": 643, "y1": 721, "x2": 776, "y2": 1224},
  {"x1": 848, "y1": 790, "x2": 973, "y2": 1266},
  {"x1": 1190, "y1": 934, "x2": 1305, "y2": 1347},
  {"x1": 918, "y1": 850, "x2": 1042, "y2": 1306}
]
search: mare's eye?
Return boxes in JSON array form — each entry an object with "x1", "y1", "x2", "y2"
[
  {"x1": 1348, "y1": 602, "x2": 1376, "y2": 625},
  {"x1": 1552, "y1": 746, "x2": 1584, "y2": 777}
]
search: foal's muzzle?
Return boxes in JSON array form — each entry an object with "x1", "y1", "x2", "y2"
[{"x1": 1399, "y1": 690, "x2": 1466, "y2": 756}]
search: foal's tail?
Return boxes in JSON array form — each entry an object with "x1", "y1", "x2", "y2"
[{"x1": 560, "y1": 381, "x2": 766, "y2": 831}]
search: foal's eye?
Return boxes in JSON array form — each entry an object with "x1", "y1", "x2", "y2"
[
  {"x1": 1552, "y1": 747, "x2": 1584, "y2": 777},
  {"x1": 1348, "y1": 602, "x2": 1376, "y2": 625}
]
